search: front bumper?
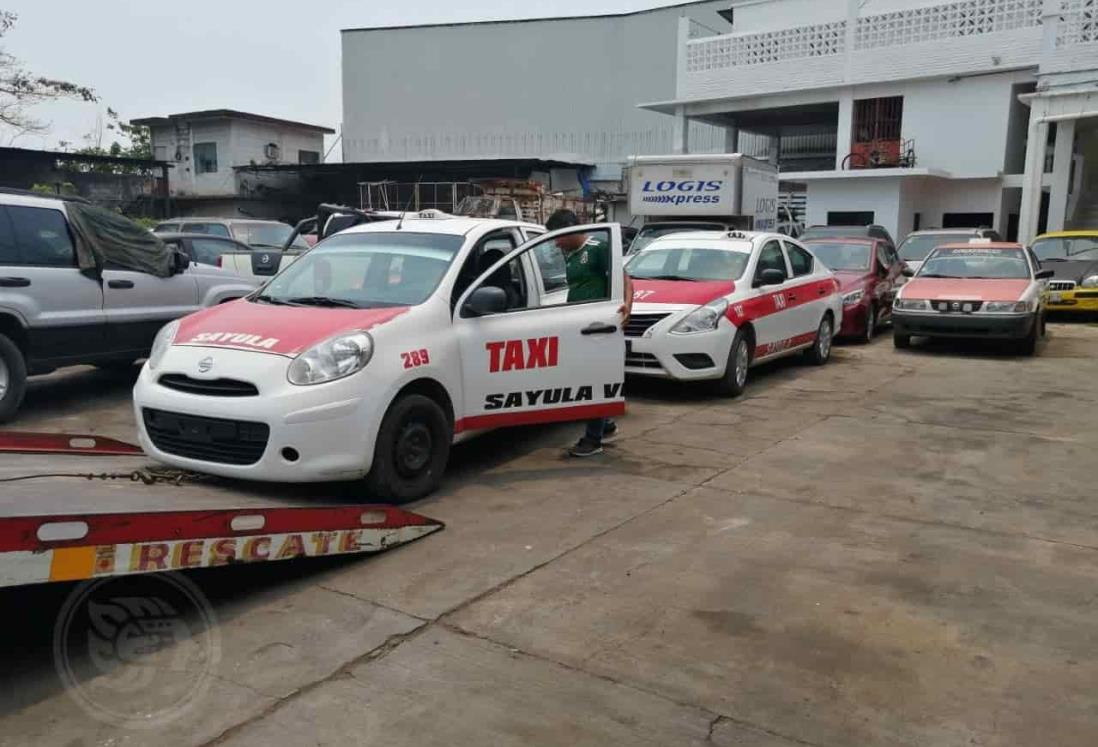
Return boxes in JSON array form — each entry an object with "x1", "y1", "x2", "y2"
[
  {"x1": 133, "y1": 346, "x2": 387, "y2": 482},
  {"x1": 624, "y1": 323, "x2": 735, "y2": 381},
  {"x1": 1047, "y1": 288, "x2": 1098, "y2": 312},
  {"x1": 893, "y1": 310, "x2": 1035, "y2": 339},
  {"x1": 839, "y1": 303, "x2": 869, "y2": 337}
]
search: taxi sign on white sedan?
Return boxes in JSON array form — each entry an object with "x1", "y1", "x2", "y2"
[
  {"x1": 134, "y1": 214, "x2": 626, "y2": 500},
  {"x1": 891, "y1": 241, "x2": 1052, "y2": 355},
  {"x1": 624, "y1": 231, "x2": 843, "y2": 396}
]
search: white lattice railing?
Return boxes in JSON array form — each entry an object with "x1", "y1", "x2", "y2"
[
  {"x1": 1057, "y1": 0, "x2": 1097, "y2": 46},
  {"x1": 685, "y1": 21, "x2": 846, "y2": 73},
  {"x1": 855, "y1": 0, "x2": 1044, "y2": 50}
]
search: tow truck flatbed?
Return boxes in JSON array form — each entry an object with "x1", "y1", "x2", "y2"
[{"x1": 0, "y1": 447, "x2": 443, "y2": 588}]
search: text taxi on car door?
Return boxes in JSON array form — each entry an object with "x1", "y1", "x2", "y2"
[
  {"x1": 623, "y1": 230, "x2": 843, "y2": 396},
  {"x1": 133, "y1": 211, "x2": 626, "y2": 500},
  {"x1": 891, "y1": 240, "x2": 1053, "y2": 355}
]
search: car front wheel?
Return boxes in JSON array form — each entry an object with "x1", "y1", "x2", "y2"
[
  {"x1": 861, "y1": 305, "x2": 876, "y2": 344},
  {"x1": 0, "y1": 333, "x2": 28, "y2": 423},
  {"x1": 365, "y1": 394, "x2": 451, "y2": 503},
  {"x1": 713, "y1": 330, "x2": 751, "y2": 397}
]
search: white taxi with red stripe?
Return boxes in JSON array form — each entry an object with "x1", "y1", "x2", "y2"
[
  {"x1": 892, "y1": 241, "x2": 1052, "y2": 355},
  {"x1": 133, "y1": 214, "x2": 627, "y2": 500},
  {"x1": 624, "y1": 231, "x2": 842, "y2": 395}
]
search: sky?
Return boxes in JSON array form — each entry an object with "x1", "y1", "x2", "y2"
[{"x1": 0, "y1": 0, "x2": 674, "y2": 160}]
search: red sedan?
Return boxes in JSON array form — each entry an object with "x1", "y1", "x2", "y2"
[{"x1": 803, "y1": 237, "x2": 906, "y2": 342}]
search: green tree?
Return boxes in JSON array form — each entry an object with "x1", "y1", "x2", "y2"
[{"x1": 0, "y1": 11, "x2": 96, "y2": 140}]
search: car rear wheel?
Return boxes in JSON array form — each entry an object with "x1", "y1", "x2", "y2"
[
  {"x1": 713, "y1": 330, "x2": 751, "y2": 397},
  {"x1": 365, "y1": 394, "x2": 451, "y2": 503},
  {"x1": 0, "y1": 333, "x2": 28, "y2": 423},
  {"x1": 804, "y1": 315, "x2": 833, "y2": 365},
  {"x1": 893, "y1": 332, "x2": 911, "y2": 349}
]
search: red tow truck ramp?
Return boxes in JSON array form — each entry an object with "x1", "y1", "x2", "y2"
[{"x1": 0, "y1": 432, "x2": 444, "y2": 588}]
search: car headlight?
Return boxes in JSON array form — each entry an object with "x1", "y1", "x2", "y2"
[
  {"x1": 287, "y1": 331, "x2": 374, "y2": 385},
  {"x1": 984, "y1": 301, "x2": 1031, "y2": 313},
  {"x1": 842, "y1": 289, "x2": 865, "y2": 306},
  {"x1": 1081, "y1": 275, "x2": 1098, "y2": 288},
  {"x1": 147, "y1": 319, "x2": 179, "y2": 371},
  {"x1": 894, "y1": 298, "x2": 929, "y2": 311},
  {"x1": 669, "y1": 299, "x2": 728, "y2": 335}
]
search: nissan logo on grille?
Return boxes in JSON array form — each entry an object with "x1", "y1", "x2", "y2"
[{"x1": 198, "y1": 357, "x2": 214, "y2": 374}]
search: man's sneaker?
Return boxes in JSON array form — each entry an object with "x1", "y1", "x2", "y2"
[
  {"x1": 602, "y1": 421, "x2": 619, "y2": 443},
  {"x1": 568, "y1": 438, "x2": 604, "y2": 457}
]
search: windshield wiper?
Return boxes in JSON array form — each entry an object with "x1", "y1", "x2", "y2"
[
  {"x1": 641, "y1": 274, "x2": 702, "y2": 282},
  {"x1": 917, "y1": 273, "x2": 949, "y2": 278},
  {"x1": 285, "y1": 296, "x2": 360, "y2": 308},
  {"x1": 251, "y1": 294, "x2": 295, "y2": 306},
  {"x1": 1039, "y1": 257, "x2": 1066, "y2": 262}
]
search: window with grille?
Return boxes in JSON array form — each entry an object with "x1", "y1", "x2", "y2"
[{"x1": 853, "y1": 97, "x2": 903, "y2": 144}]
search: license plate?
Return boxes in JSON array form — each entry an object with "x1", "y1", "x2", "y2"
[{"x1": 1050, "y1": 292, "x2": 1063, "y2": 303}]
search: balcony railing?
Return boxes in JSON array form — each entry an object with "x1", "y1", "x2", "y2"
[
  {"x1": 854, "y1": 0, "x2": 1043, "y2": 50},
  {"x1": 685, "y1": 21, "x2": 846, "y2": 73},
  {"x1": 1057, "y1": 0, "x2": 1097, "y2": 45}
]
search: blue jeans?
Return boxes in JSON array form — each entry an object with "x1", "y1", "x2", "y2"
[{"x1": 584, "y1": 417, "x2": 613, "y2": 444}]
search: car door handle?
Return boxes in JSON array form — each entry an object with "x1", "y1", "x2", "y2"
[
  {"x1": 817, "y1": 287, "x2": 827, "y2": 296},
  {"x1": 788, "y1": 292, "x2": 798, "y2": 301},
  {"x1": 108, "y1": 279, "x2": 135, "y2": 289},
  {"x1": 0, "y1": 277, "x2": 30, "y2": 287},
  {"x1": 581, "y1": 322, "x2": 618, "y2": 335}
]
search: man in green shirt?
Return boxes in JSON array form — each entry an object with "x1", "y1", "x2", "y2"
[{"x1": 545, "y1": 209, "x2": 632, "y2": 457}]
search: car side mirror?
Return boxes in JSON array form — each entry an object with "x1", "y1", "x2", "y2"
[
  {"x1": 1035, "y1": 268, "x2": 1054, "y2": 280},
  {"x1": 173, "y1": 250, "x2": 191, "y2": 274},
  {"x1": 462, "y1": 286, "x2": 508, "y2": 317},
  {"x1": 754, "y1": 268, "x2": 786, "y2": 287},
  {"x1": 901, "y1": 266, "x2": 915, "y2": 278}
]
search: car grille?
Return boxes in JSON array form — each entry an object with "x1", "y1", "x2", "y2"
[
  {"x1": 1073, "y1": 290, "x2": 1098, "y2": 299},
  {"x1": 931, "y1": 300, "x2": 984, "y2": 313},
  {"x1": 625, "y1": 351, "x2": 663, "y2": 369},
  {"x1": 1048, "y1": 280, "x2": 1076, "y2": 292},
  {"x1": 158, "y1": 374, "x2": 259, "y2": 397},
  {"x1": 143, "y1": 408, "x2": 269, "y2": 465},
  {"x1": 624, "y1": 313, "x2": 671, "y2": 338}
]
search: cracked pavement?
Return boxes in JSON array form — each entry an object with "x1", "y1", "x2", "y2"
[{"x1": 2, "y1": 323, "x2": 1098, "y2": 746}]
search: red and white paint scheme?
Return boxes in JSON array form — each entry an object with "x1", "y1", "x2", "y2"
[
  {"x1": 133, "y1": 214, "x2": 626, "y2": 500},
  {"x1": 891, "y1": 241, "x2": 1051, "y2": 355},
  {"x1": 623, "y1": 231, "x2": 843, "y2": 396}
]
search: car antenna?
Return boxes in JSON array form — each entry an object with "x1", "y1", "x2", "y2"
[{"x1": 395, "y1": 176, "x2": 421, "y2": 231}]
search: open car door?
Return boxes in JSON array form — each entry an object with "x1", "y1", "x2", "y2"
[{"x1": 453, "y1": 224, "x2": 626, "y2": 432}]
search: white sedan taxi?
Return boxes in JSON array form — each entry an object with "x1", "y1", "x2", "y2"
[
  {"x1": 624, "y1": 231, "x2": 842, "y2": 395},
  {"x1": 134, "y1": 213, "x2": 626, "y2": 500}
]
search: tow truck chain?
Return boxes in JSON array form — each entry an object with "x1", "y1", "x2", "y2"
[{"x1": 0, "y1": 467, "x2": 208, "y2": 485}]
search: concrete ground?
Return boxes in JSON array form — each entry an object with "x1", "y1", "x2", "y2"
[{"x1": 2, "y1": 322, "x2": 1097, "y2": 746}]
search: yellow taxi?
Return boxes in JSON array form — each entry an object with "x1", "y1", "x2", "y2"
[{"x1": 1031, "y1": 230, "x2": 1098, "y2": 312}]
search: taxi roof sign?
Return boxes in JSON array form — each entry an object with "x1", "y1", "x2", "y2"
[{"x1": 968, "y1": 238, "x2": 994, "y2": 244}]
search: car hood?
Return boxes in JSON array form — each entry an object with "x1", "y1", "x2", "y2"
[
  {"x1": 174, "y1": 300, "x2": 409, "y2": 356},
  {"x1": 630, "y1": 278, "x2": 735, "y2": 306},
  {"x1": 1040, "y1": 259, "x2": 1098, "y2": 281},
  {"x1": 833, "y1": 270, "x2": 872, "y2": 292},
  {"x1": 903, "y1": 278, "x2": 1029, "y2": 301}
]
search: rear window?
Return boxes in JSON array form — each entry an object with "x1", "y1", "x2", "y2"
[
  {"x1": 182, "y1": 222, "x2": 231, "y2": 238},
  {"x1": 898, "y1": 233, "x2": 964, "y2": 262},
  {"x1": 154, "y1": 223, "x2": 180, "y2": 233},
  {"x1": 237, "y1": 221, "x2": 309, "y2": 250}
]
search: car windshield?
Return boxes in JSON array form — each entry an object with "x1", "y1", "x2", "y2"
[
  {"x1": 626, "y1": 246, "x2": 749, "y2": 281},
  {"x1": 805, "y1": 241, "x2": 872, "y2": 271},
  {"x1": 919, "y1": 247, "x2": 1030, "y2": 279},
  {"x1": 1031, "y1": 236, "x2": 1098, "y2": 261},
  {"x1": 256, "y1": 231, "x2": 465, "y2": 308},
  {"x1": 898, "y1": 234, "x2": 965, "y2": 262},
  {"x1": 630, "y1": 224, "x2": 725, "y2": 254},
  {"x1": 240, "y1": 222, "x2": 309, "y2": 250}
]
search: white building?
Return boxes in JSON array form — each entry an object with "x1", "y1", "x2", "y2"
[
  {"x1": 133, "y1": 109, "x2": 334, "y2": 216},
  {"x1": 339, "y1": 2, "x2": 734, "y2": 188},
  {"x1": 642, "y1": 0, "x2": 1098, "y2": 242}
]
